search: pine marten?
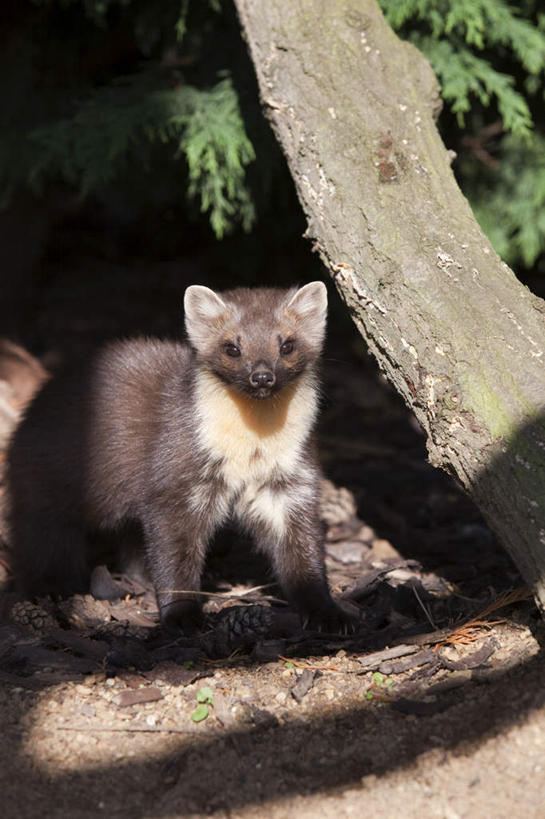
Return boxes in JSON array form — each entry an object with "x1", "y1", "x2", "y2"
[{"x1": 7, "y1": 283, "x2": 355, "y2": 631}]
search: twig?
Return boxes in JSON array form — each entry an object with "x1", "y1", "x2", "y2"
[
  {"x1": 158, "y1": 584, "x2": 276, "y2": 597},
  {"x1": 396, "y1": 586, "x2": 532, "y2": 651},
  {"x1": 471, "y1": 586, "x2": 532, "y2": 619},
  {"x1": 412, "y1": 584, "x2": 437, "y2": 630},
  {"x1": 434, "y1": 618, "x2": 507, "y2": 649},
  {"x1": 157, "y1": 585, "x2": 287, "y2": 605},
  {"x1": 278, "y1": 655, "x2": 341, "y2": 672},
  {"x1": 55, "y1": 724, "x2": 194, "y2": 735},
  {"x1": 434, "y1": 586, "x2": 532, "y2": 648}
]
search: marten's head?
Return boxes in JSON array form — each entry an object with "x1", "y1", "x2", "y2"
[{"x1": 184, "y1": 283, "x2": 327, "y2": 399}]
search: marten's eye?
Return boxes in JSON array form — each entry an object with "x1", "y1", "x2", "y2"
[
  {"x1": 280, "y1": 339, "x2": 295, "y2": 356},
  {"x1": 224, "y1": 343, "x2": 241, "y2": 358}
]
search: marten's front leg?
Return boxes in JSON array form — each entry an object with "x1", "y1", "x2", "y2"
[
  {"x1": 239, "y1": 488, "x2": 359, "y2": 632},
  {"x1": 142, "y1": 504, "x2": 209, "y2": 631}
]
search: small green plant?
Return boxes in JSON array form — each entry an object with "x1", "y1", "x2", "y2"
[
  {"x1": 190, "y1": 686, "x2": 214, "y2": 723},
  {"x1": 365, "y1": 671, "x2": 393, "y2": 701},
  {"x1": 190, "y1": 703, "x2": 209, "y2": 722},
  {"x1": 196, "y1": 686, "x2": 214, "y2": 704}
]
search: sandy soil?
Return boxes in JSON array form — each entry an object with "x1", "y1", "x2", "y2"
[{"x1": 1, "y1": 614, "x2": 544, "y2": 819}]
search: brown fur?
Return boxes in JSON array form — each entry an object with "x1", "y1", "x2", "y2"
[{"x1": 7, "y1": 283, "x2": 354, "y2": 631}]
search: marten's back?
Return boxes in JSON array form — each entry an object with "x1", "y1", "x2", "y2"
[{"x1": 7, "y1": 338, "x2": 194, "y2": 528}]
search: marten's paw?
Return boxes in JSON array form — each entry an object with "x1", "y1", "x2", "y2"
[
  {"x1": 301, "y1": 599, "x2": 361, "y2": 635},
  {"x1": 160, "y1": 598, "x2": 205, "y2": 635}
]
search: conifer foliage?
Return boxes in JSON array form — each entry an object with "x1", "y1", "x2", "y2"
[
  {"x1": 379, "y1": 0, "x2": 545, "y2": 271},
  {"x1": 2, "y1": 1, "x2": 545, "y2": 266},
  {"x1": 1, "y1": 0, "x2": 255, "y2": 238}
]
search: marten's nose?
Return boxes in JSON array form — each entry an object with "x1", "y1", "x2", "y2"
[{"x1": 249, "y1": 368, "x2": 275, "y2": 388}]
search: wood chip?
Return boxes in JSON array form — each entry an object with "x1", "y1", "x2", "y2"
[
  {"x1": 357, "y1": 644, "x2": 420, "y2": 671},
  {"x1": 404, "y1": 658, "x2": 442, "y2": 682},
  {"x1": 326, "y1": 541, "x2": 365, "y2": 564},
  {"x1": 439, "y1": 642, "x2": 495, "y2": 671},
  {"x1": 291, "y1": 668, "x2": 316, "y2": 702},
  {"x1": 115, "y1": 686, "x2": 164, "y2": 707},
  {"x1": 379, "y1": 648, "x2": 437, "y2": 675}
]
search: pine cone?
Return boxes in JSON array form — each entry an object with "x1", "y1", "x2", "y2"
[
  {"x1": 319, "y1": 479, "x2": 358, "y2": 525},
  {"x1": 10, "y1": 600, "x2": 57, "y2": 631}
]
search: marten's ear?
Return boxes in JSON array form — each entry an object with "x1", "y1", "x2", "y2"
[
  {"x1": 286, "y1": 281, "x2": 328, "y2": 348},
  {"x1": 184, "y1": 285, "x2": 230, "y2": 350}
]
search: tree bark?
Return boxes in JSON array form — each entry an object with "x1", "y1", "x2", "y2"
[{"x1": 234, "y1": 0, "x2": 545, "y2": 610}]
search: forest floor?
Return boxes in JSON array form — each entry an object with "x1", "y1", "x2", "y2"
[{"x1": 0, "y1": 249, "x2": 544, "y2": 818}]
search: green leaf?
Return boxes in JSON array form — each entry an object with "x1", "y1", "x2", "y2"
[
  {"x1": 372, "y1": 672, "x2": 385, "y2": 686},
  {"x1": 196, "y1": 686, "x2": 214, "y2": 704},
  {"x1": 190, "y1": 704, "x2": 209, "y2": 722}
]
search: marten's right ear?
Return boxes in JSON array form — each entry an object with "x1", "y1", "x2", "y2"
[{"x1": 184, "y1": 286, "x2": 230, "y2": 350}]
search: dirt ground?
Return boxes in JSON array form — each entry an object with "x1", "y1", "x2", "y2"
[{"x1": 1, "y1": 246, "x2": 545, "y2": 818}]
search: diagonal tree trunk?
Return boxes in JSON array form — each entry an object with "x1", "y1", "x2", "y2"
[{"x1": 234, "y1": 0, "x2": 545, "y2": 610}]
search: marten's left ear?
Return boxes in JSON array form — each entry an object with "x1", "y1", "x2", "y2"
[{"x1": 286, "y1": 281, "x2": 328, "y2": 348}]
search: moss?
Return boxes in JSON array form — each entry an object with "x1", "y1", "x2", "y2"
[
  {"x1": 459, "y1": 370, "x2": 545, "y2": 491},
  {"x1": 457, "y1": 370, "x2": 513, "y2": 440}
]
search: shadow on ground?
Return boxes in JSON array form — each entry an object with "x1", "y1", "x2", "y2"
[{"x1": 1, "y1": 633, "x2": 544, "y2": 817}]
